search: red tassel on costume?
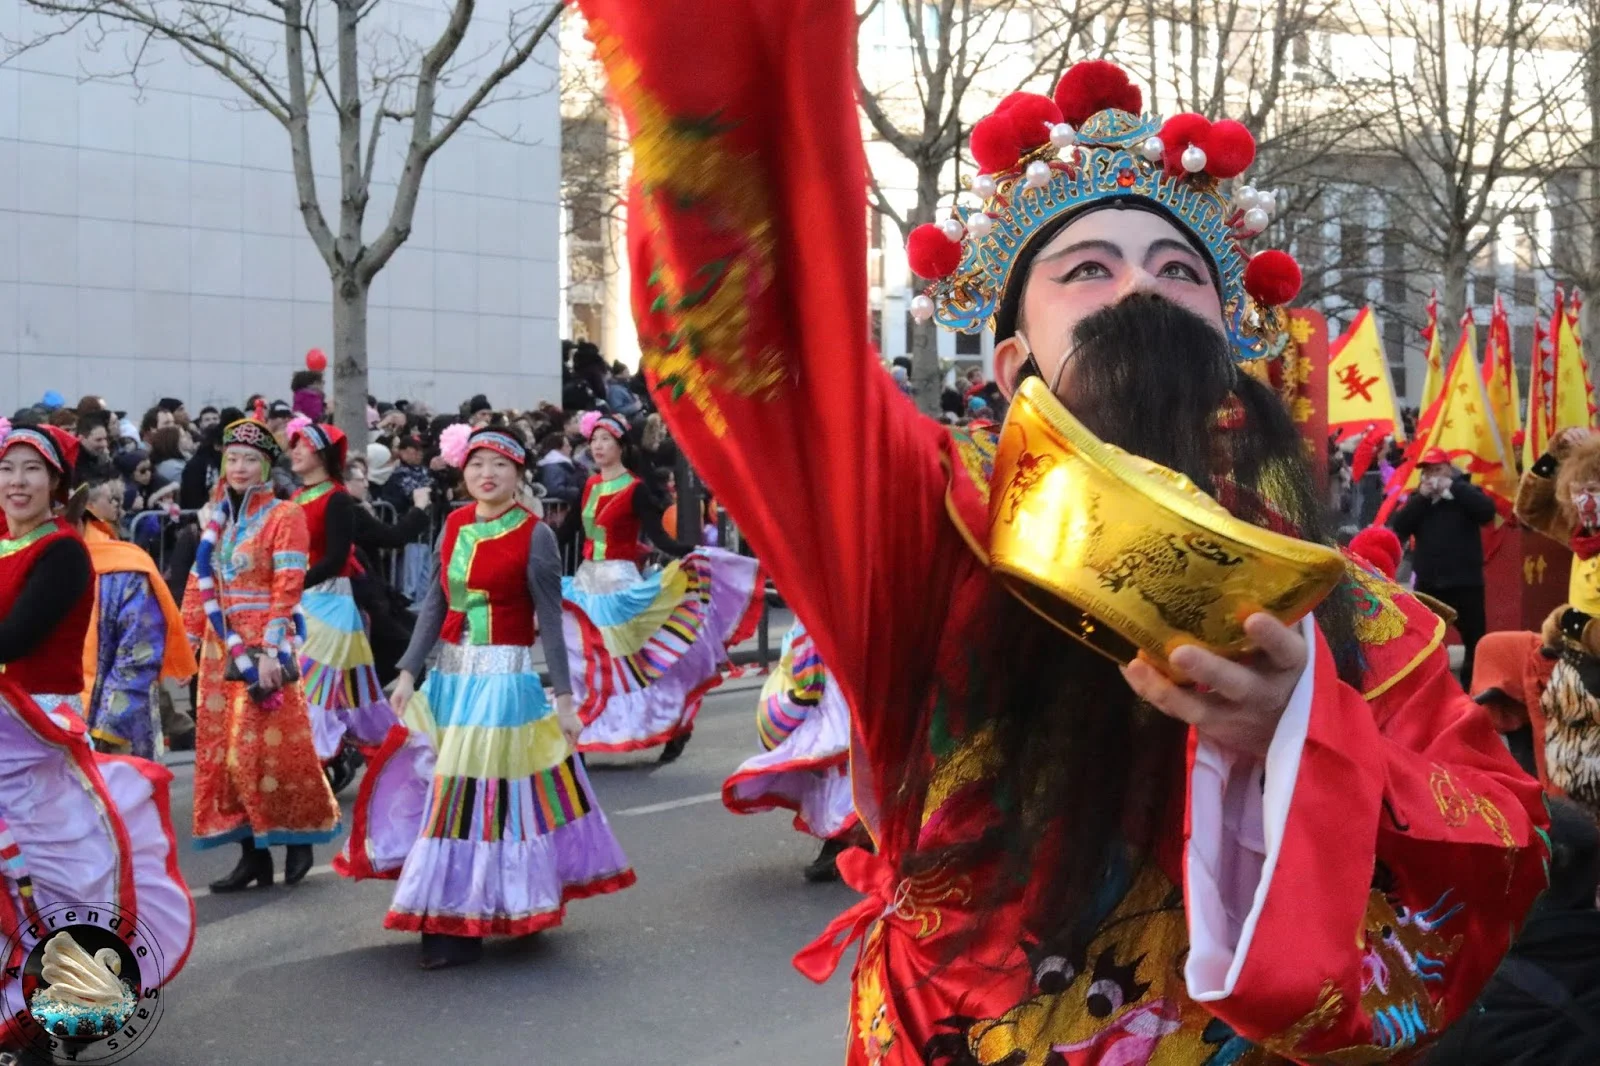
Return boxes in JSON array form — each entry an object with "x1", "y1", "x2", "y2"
[
  {"x1": 907, "y1": 223, "x2": 962, "y2": 279},
  {"x1": 1053, "y1": 60, "x2": 1143, "y2": 126},
  {"x1": 1244, "y1": 250, "x2": 1302, "y2": 306}
]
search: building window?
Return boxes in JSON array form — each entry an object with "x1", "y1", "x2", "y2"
[{"x1": 955, "y1": 330, "x2": 981, "y2": 356}]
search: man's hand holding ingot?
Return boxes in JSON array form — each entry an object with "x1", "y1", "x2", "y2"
[{"x1": 1121, "y1": 613, "x2": 1307, "y2": 759}]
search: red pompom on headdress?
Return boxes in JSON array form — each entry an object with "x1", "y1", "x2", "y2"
[
  {"x1": 1156, "y1": 113, "x2": 1211, "y2": 176},
  {"x1": 970, "y1": 112, "x2": 1025, "y2": 173},
  {"x1": 1244, "y1": 249, "x2": 1302, "y2": 307},
  {"x1": 252, "y1": 398, "x2": 268, "y2": 423},
  {"x1": 1198, "y1": 120, "x2": 1255, "y2": 179},
  {"x1": 1053, "y1": 60, "x2": 1143, "y2": 127},
  {"x1": 994, "y1": 91, "x2": 1062, "y2": 152},
  {"x1": 907, "y1": 223, "x2": 963, "y2": 279}
]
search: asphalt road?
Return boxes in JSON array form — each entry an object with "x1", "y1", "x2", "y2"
[{"x1": 139, "y1": 676, "x2": 856, "y2": 1066}]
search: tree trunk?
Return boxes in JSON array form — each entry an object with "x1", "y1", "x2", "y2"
[
  {"x1": 909, "y1": 165, "x2": 943, "y2": 416},
  {"x1": 1437, "y1": 249, "x2": 1470, "y2": 367},
  {"x1": 332, "y1": 271, "x2": 370, "y2": 456}
]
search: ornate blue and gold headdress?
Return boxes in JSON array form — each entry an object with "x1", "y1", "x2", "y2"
[{"x1": 906, "y1": 61, "x2": 1302, "y2": 362}]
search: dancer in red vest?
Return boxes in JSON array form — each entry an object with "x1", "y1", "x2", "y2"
[
  {"x1": 337, "y1": 426, "x2": 634, "y2": 970},
  {"x1": 287, "y1": 418, "x2": 400, "y2": 771},
  {"x1": 0, "y1": 424, "x2": 195, "y2": 1045},
  {"x1": 560, "y1": 411, "x2": 763, "y2": 761}
]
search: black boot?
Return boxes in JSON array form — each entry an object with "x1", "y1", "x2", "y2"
[
  {"x1": 803, "y1": 836, "x2": 851, "y2": 883},
  {"x1": 283, "y1": 845, "x2": 314, "y2": 886},
  {"x1": 209, "y1": 840, "x2": 273, "y2": 892},
  {"x1": 658, "y1": 729, "x2": 693, "y2": 764},
  {"x1": 419, "y1": 933, "x2": 483, "y2": 971}
]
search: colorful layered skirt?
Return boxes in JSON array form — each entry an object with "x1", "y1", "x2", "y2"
[
  {"x1": 335, "y1": 642, "x2": 635, "y2": 937},
  {"x1": 1, "y1": 682, "x2": 196, "y2": 1033},
  {"x1": 722, "y1": 622, "x2": 857, "y2": 839},
  {"x1": 563, "y1": 547, "x2": 763, "y2": 753},
  {"x1": 299, "y1": 577, "x2": 399, "y2": 761}
]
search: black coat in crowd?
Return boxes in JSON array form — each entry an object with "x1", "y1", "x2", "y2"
[{"x1": 1389, "y1": 473, "x2": 1497, "y2": 588}]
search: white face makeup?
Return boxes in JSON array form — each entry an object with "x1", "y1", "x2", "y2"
[{"x1": 995, "y1": 209, "x2": 1224, "y2": 401}]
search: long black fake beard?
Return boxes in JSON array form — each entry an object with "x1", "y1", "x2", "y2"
[{"x1": 898, "y1": 293, "x2": 1361, "y2": 967}]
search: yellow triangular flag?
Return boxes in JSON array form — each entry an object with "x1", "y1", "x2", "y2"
[
  {"x1": 1419, "y1": 290, "x2": 1446, "y2": 413},
  {"x1": 1391, "y1": 317, "x2": 1513, "y2": 507},
  {"x1": 1523, "y1": 314, "x2": 1552, "y2": 471},
  {"x1": 1481, "y1": 294, "x2": 1520, "y2": 469},
  {"x1": 1327, "y1": 307, "x2": 1404, "y2": 441},
  {"x1": 1552, "y1": 287, "x2": 1595, "y2": 433}
]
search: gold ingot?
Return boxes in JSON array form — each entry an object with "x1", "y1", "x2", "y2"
[{"x1": 989, "y1": 377, "x2": 1346, "y2": 674}]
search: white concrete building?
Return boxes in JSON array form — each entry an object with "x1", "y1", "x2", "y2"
[{"x1": 0, "y1": 0, "x2": 562, "y2": 416}]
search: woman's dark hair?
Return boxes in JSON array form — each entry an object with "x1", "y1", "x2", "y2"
[
  {"x1": 291, "y1": 370, "x2": 324, "y2": 392},
  {"x1": 426, "y1": 414, "x2": 458, "y2": 448},
  {"x1": 148, "y1": 425, "x2": 184, "y2": 463},
  {"x1": 537, "y1": 432, "x2": 567, "y2": 457},
  {"x1": 139, "y1": 406, "x2": 164, "y2": 435}
]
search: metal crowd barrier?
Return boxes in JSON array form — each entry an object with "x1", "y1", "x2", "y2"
[{"x1": 121, "y1": 507, "x2": 202, "y2": 573}]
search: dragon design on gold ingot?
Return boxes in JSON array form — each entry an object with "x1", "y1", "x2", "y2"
[
  {"x1": 583, "y1": 20, "x2": 789, "y2": 438},
  {"x1": 916, "y1": 858, "x2": 1465, "y2": 1066}
]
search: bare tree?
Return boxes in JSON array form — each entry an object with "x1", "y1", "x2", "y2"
[
  {"x1": 558, "y1": 12, "x2": 629, "y2": 353},
  {"x1": 1112, "y1": 0, "x2": 1382, "y2": 317},
  {"x1": 1542, "y1": 2, "x2": 1600, "y2": 348},
  {"x1": 858, "y1": 0, "x2": 1120, "y2": 413},
  {"x1": 10, "y1": 0, "x2": 562, "y2": 449},
  {"x1": 1348, "y1": 0, "x2": 1580, "y2": 357}
]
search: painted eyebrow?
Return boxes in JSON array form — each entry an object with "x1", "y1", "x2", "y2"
[{"x1": 1033, "y1": 236, "x2": 1206, "y2": 271}]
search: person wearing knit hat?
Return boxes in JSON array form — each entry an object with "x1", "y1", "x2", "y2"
[
  {"x1": 184, "y1": 410, "x2": 340, "y2": 893},
  {"x1": 286, "y1": 419, "x2": 399, "y2": 785},
  {"x1": 556, "y1": 411, "x2": 763, "y2": 764},
  {"x1": 582, "y1": 7, "x2": 1549, "y2": 1060},
  {"x1": 336, "y1": 421, "x2": 635, "y2": 970}
]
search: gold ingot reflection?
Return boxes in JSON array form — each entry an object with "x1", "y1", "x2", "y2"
[{"x1": 989, "y1": 377, "x2": 1346, "y2": 675}]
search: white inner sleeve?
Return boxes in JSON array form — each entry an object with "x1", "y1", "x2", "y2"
[{"x1": 1184, "y1": 612, "x2": 1317, "y2": 1002}]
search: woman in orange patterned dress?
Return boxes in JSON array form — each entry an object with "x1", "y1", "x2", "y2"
[{"x1": 183, "y1": 415, "x2": 341, "y2": 893}]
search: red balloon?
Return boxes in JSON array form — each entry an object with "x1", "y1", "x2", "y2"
[{"x1": 306, "y1": 348, "x2": 327, "y2": 372}]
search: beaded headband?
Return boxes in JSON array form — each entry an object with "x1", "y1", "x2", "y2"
[
  {"x1": 465, "y1": 429, "x2": 527, "y2": 466},
  {"x1": 0, "y1": 426, "x2": 71, "y2": 476},
  {"x1": 906, "y1": 60, "x2": 1302, "y2": 363}
]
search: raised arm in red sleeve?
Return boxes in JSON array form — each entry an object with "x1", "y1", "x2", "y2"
[{"x1": 577, "y1": 0, "x2": 969, "y2": 776}]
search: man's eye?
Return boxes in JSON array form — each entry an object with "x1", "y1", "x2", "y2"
[
  {"x1": 1158, "y1": 261, "x2": 1203, "y2": 282},
  {"x1": 1057, "y1": 261, "x2": 1110, "y2": 282}
]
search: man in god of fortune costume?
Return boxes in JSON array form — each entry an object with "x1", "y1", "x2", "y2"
[{"x1": 577, "y1": 3, "x2": 1549, "y2": 1063}]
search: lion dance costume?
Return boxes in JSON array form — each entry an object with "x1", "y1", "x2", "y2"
[
  {"x1": 577, "y1": 3, "x2": 1549, "y2": 1062},
  {"x1": 1515, "y1": 431, "x2": 1600, "y2": 818}
]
